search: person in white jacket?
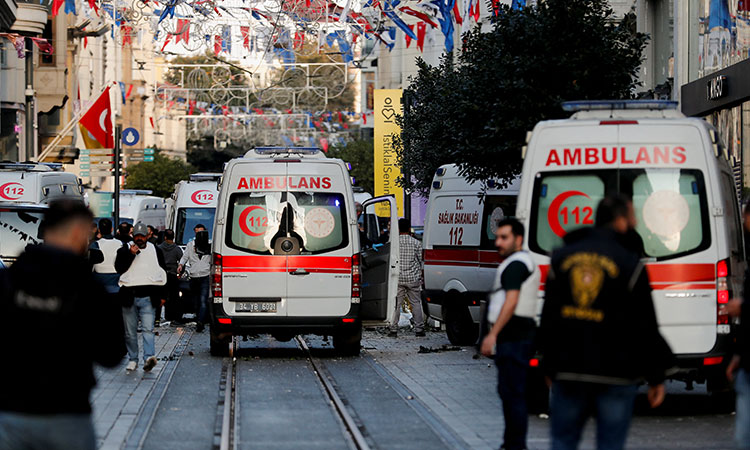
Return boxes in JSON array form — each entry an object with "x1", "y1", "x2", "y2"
[{"x1": 178, "y1": 224, "x2": 211, "y2": 332}]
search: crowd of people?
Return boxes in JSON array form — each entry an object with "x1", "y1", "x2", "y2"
[{"x1": 2, "y1": 197, "x2": 750, "y2": 449}]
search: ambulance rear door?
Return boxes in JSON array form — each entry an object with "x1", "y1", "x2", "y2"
[
  {"x1": 360, "y1": 196, "x2": 399, "y2": 325},
  {"x1": 284, "y1": 162, "x2": 353, "y2": 317},
  {"x1": 221, "y1": 162, "x2": 289, "y2": 317}
]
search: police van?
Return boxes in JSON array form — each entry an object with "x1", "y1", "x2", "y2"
[
  {"x1": 0, "y1": 162, "x2": 84, "y2": 265},
  {"x1": 422, "y1": 164, "x2": 520, "y2": 345},
  {"x1": 209, "y1": 147, "x2": 399, "y2": 356},
  {"x1": 517, "y1": 100, "x2": 744, "y2": 392},
  {"x1": 166, "y1": 173, "x2": 221, "y2": 248}
]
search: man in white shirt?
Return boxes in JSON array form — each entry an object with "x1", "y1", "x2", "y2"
[
  {"x1": 115, "y1": 222, "x2": 168, "y2": 372},
  {"x1": 92, "y1": 218, "x2": 122, "y2": 295},
  {"x1": 178, "y1": 224, "x2": 211, "y2": 332}
]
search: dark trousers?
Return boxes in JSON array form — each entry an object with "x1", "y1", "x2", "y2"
[
  {"x1": 495, "y1": 338, "x2": 534, "y2": 450},
  {"x1": 190, "y1": 276, "x2": 210, "y2": 324},
  {"x1": 164, "y1": 273, "x2": 181, "y2": 321},
  {"x1": 550, "y1": 381, "x2": 637, "y2": 450}
]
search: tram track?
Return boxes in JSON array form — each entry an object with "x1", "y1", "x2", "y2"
[{"x1": 215, "y1": 334, "x2": 466, "y2": 450}]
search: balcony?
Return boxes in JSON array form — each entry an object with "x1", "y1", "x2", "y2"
[{"x1": 11, "y1": 1, "x2": 46, "y2": 35}]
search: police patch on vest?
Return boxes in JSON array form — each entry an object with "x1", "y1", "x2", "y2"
[{"x1": 560, "y1": 252, "x2": 619, "y2": 322}]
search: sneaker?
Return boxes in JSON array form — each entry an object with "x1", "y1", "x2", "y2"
[
  {"x1": 126, "y1": 361, "x2": 137, "y2": 371},
  {"x1": 415, "y1": 331, "x2": 426, "y2": 337},
  {"x1": 143, "y1": 356, "x2": 157, "y2": 372},
  {"x1": 196, "y1": 322, "x2": 205, "y2": 333},
  {"x1": 387, "y1": 331, "x2": 398, "y2": 337}
]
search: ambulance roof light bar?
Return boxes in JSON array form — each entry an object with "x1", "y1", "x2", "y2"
[
  {"x1": 253, "y1": 147, "x2": 321, "y2": 155},
  {"x1": 189, "y1": 173, "x2": 222, "y2": 182},
  {"x1": 0, "y1": 162, "x2": 62, "y2": 172},
  {"x1": 562, "y1": 100, "x2": 679, "y2": 112}
]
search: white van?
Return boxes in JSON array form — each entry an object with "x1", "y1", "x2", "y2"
[
  {"x1": 517, "y1": 100, "x2": 744, "y2": 392},
  {"x1": 209, "y1": 147, "x2": 399, "y2": 356},
  {"x1": 0, "y1": 162, "x2": 84, "y2": 265},
  {"x1": 118, "y1": 190, "x2": 167, "y2": 230},
  {"x1": 422, "y1": 164, "x2": 520, "y2": 345},
  {"x1": 166, "y1": 173, "x2": 221, "y2": 248}
]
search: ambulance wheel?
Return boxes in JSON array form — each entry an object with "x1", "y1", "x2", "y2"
[
  {"x1": 445, "y1": 305, "x2": 478, "y2": 346},
  {"x1": 210, "y1": 326, "x2": 231, "y2": 357},
  {"x1": 333, "y1": 325, "x2": 362, "y2": 356}
]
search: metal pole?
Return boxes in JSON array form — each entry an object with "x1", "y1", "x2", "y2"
[
  {"x1": 402, "y1": 91, "x2": 411, "y2": 222},
  {"x1": 24, "y1": 38, "x2": 34, "y2": 161},
  {"x1": 114, "y1": 125, "x2": 121, "y2": 226}
]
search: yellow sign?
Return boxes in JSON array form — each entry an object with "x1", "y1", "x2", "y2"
[{"x1": 374, "y1": 89, "x2": 404, "y2": 217}]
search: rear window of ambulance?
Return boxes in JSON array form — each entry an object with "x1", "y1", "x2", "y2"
[
  {"x1": 529, "y1": 168, "x2": 710, "y2": 260},
  {"x1": 226, "y1": 191, "x2": 348, "y2": 255}
]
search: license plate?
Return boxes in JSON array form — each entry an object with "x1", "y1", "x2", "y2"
[{"x1": 235, "y1": 302, "x2": 277, "y2": 313}]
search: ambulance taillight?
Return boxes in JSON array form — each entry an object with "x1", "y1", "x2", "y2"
[
  {"x1": 212, "y1": 253, "x2": 223, "y2": 298},
  {"x1": 351, "y1": 254, "x2": 361, "y2": 302},
  {"x1": 716, "y1": 259, "x2": 731, "y2": 333}
]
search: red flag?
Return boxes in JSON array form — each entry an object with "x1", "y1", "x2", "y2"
[
  {"x1": 416, "y1": 22, "x2": 426, "y2": 52},
  {"x1": 176, "y1": 19, "x2": 190, "y2": 43},
  {"x1": 79, "y1": 86, "x2": 113, "y2": 148},
  {"x1": 149, "y1": 117, "x2": 155, "y2": 129},
  {"x1": 405, "y1": 24, "x2": 414, "y2": 48},
  {"x1": 30, "y1": 37, "x2": 54, "y2": 55},
  {"x1": 362, "y1": 112, "x2": 367, "y2": 125},
  {"x1": 398, "y1": 7, "x2": 438, "y2": 28},
  {"x1": 293, "y1": 31, "x2": 305, "y2": 50},
  {"x1": 214, "y1": 35, "x2": 221, "y2": 55},
  {"x1": 84, "y1": 36, "x2": 88, "y2": 48},
  {"x1": 452, "y1": 1, "x2": 463, "y2": 25},
  {"x1": 161, "y1": 35, "x2": 171, "y2": 52},
  {"x1": 319, "y1": 138, "x2": 329, "y2": 152},
  {"x1": 121, "y1": 25, "x2": 133, "y2": 46},
  {"x1": 88, "y1": 0, "x2": 98, "y2": 14},
  {"x1": 241, "y1": 26, "x2": 250, "y2": 50},
  {"x1": 189, "y1": 100, "x2": 196, "y2": 115},
  {"x1": 472, "y1": 1, "x2": 480, "y2": 21},
  {"x1": 52, "y1": 0, "x2": 64, "y2": 16}
]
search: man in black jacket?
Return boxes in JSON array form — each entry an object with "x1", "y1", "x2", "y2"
[
  {"x1": 116, "y1": 222, "x2": 168, "y2": 372},
  {"x1": 0, "y1": 200, "x2": 125, "y2": 450},
  {"x1": 539, "y1": 195, "x2": 674, "y2": 450}
]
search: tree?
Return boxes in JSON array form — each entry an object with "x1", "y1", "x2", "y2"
[
  {"x1": 327, "y1": 139, "x2": 374, "y2": 193},
  {"x1": 124, "y1": 152, "x2": 195, "y2": 197},
  {"x1": 396, "y1": 0, "x2": 648, "y2": 195}
]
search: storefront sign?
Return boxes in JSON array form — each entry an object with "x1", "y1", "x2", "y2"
[
  {"x1": 707, "y1": 76, "x2": 727, "y2": 101},
  {"x1": 374, "y1": 89, "x2": 404, "y2": 217}
]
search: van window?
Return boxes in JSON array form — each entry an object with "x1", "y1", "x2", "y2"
[
  {"x1": 0, "y1": 209, "x2": 43, "y2": 261},
  {"x1": 529, "y1": 169, "x2": 710, "y2": 261},
  {"x1": 176, "y1": 208, "x2": 216, "y2": 245},
  {"x1": 480, "y1": 195, "x2": 518, "y2": 249},
  {"x1": 226, "y1": 191, "x2": 348, "y2": 255}
]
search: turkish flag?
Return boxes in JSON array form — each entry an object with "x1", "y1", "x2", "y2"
[{"x1": 79, "y1": 86, "x2": 113, "y2": 148}]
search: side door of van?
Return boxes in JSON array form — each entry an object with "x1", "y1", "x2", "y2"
[{"x1": 360, "y1": 196, "x2": 399, "y2": 325}]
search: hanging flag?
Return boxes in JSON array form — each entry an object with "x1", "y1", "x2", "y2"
[
  {"x1": 88, "y1": 0, "x2": 99, "y2": 14},
  {"x1": 176, "y1": 19, "x2": 190, "y2": 43},
  {"x1": 79, "y1": 86, "x2": 113, "y2": 148},
  {"x1": 52, "y1": 0, "x2": 64, "y2": 15},
  {"x1": 30, "y1": 37, "x2": 54, "y2": 55},
  {"x1": 293, "y1": 31, "x2": 305, "y2": 50},
  {"x1": 241, "y1": 26, "x2": 250, "y2": 50},
  {"x1": 319, "y1": 138, "x2": 329, "y2": 152},
  {"x1": 434, "y1": 0, "x2": 455, "y2": 52},
  {"x1": 126, "y1": 84, "x2": 133, "y2": 99},
  {"x1": 398, "y1": 7, "x2": 438, "y2": 28},
  {"x1": 64, "y1": 0, "x2": 76, "y2": 15},
  {"x1": 79, "y1": 124, "x2": 105, "y2": 149},
  {"x1": 405, "y1": 24, "x2": 414, "y2": 48},
  {"x1": 471, "y1": 0, "x2": 480, "y2": 21},
  {"x1": 121, "y1": 25, "x2": 133, "y2": 46},
  {"x1": 161, "y1": 34, "x2": 171, "y2": 51},
  {"x1": 416, "y1": 22, "x2": 426, "y2": 52},
  {"x1": 149, "y1": 117, "x2": 155, "y2": 129},
  {"x1": 214, "y1": 35, "x2": 222, "y2": 55},
  {"x1": 452, "y1": 1, "x2": 463, "y2": 25},
  {"x1": 118, "y1": 81, "x2": 126, "y2": 104},
  {"x1": 221, "y1": 25, "x2": 232, "y2": 53}
]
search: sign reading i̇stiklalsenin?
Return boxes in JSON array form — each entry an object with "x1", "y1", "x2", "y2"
[{"x1": 374, "y1": 89, "x2": 404, "y2": 217}]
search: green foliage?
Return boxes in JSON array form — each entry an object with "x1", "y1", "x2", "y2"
[
  {"x1": 396, "y1": 0, "x2": 648, "y2": 195},
  {"x1": 124, "y1": 151, "x2": 195, "y2": 198},
  {"x1": 187, "y1": 138, "x2": 244, "y2": 173},
  {"x1": 327, "y1": 139, "x2": 374, "y2": 193}
]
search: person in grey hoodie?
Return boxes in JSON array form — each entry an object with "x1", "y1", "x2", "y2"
[{"x1": 159, "y1": 229, "x2": 183, "y2": 324}]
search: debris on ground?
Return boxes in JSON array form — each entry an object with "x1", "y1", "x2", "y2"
[{"x1": 418, "y1": 345, "x2": 462, "y2": 354}]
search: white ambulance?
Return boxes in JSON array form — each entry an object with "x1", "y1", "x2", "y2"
[
  {"x1": 517, "y1": 100, "x2": 744, "y2": 393},
  {"x1": 0, "y1": 162, "x2": 84, "y2": 265},
  {"x1": 422, "y1": 164, "x2": 520, "y2": 345},
  {"x1": 209, "y1": 147, "x2": 399, "y2": 356},
  {"x1": 166, "y1": 173, "x2": 221, "y2": 248},
  {"x1": 117, "y1": 190, "x2": 167, "y2": 230}
]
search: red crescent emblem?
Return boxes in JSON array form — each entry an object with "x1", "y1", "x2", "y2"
[
  {"x1": 191, "y1": 190, "x2": 213, "y2": 205},
  {"x1": 0, "y1": 182, "x2": 24, "y2": 200},
  {"x1": 547, "y1": 190, "x2": 590, "y2": 238},
  {"x1": 239, "y1": 205, "x2": 267, "y2": 236}
]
